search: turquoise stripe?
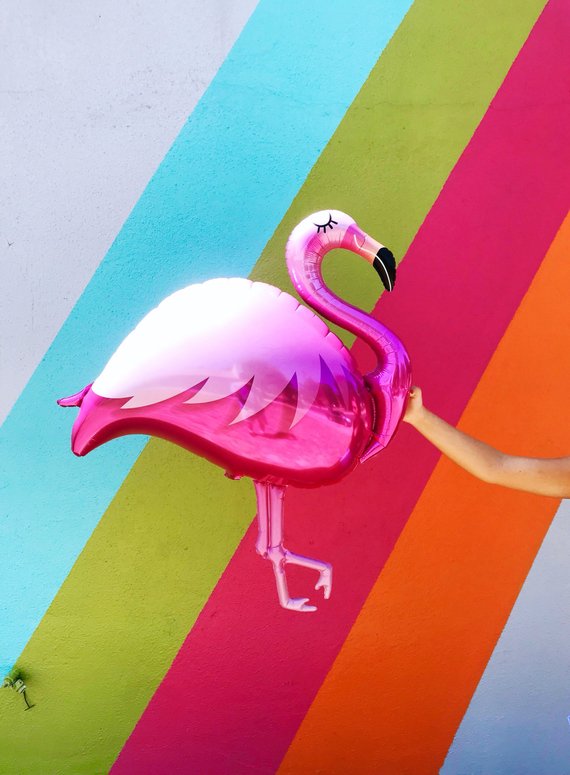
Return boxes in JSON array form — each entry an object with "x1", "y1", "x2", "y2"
[{"x1": 0, "y1": 0, "x2": 412, "y2": 665}]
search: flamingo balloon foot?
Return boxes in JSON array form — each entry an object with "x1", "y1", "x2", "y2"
[
  {"x1": 254, "y1": 481, "x2": 333, "y2": 612},
  {"x1": 314, "y1": 565, "x2": 333, "y2": 599}
]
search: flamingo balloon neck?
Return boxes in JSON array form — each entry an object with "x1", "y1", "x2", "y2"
[
  {"x1": 286, "y1": 217, "x2": 412, "y2": 457},
  {"x1": 286, "y1": 225, "x2": 396, "y2": 381}
]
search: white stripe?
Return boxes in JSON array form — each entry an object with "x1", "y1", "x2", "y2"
[{"x1": 0, "y1": 0, "x2": 258, "y2": 424}]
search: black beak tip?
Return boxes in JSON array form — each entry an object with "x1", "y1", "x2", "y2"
[{"x1": 373, "y1": 247, "x2": 397, "y2": 292}]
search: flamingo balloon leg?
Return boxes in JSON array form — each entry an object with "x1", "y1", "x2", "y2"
[
  {"x1": 58, "y1": 209, "x2": 411, "y2": 611},
  {"x1": 254, "y1": 481, "x2": 332, "y2": 612}
]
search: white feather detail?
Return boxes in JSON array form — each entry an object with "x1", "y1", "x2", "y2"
[
  {"x1": 93, "y1": 278, "x2": 354, "y2": 425},
  {"x1": 185, "y1": 375, "x2": 250, "y2": 405},
  {"x1": 289, "y1": 356, "x2": 322, "y2": 428}
]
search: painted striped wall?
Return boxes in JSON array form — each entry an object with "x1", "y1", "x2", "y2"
[{"x1": 1, "y1": 1, "x2": 568, "y2": 772}]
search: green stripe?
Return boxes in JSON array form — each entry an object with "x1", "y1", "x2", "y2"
[
  {"x1": 0, "y1": 2, "x2": 545, "y2": 772},
  {"x1": 0, "y1": 449, "x2": 255, "y2": 774}
]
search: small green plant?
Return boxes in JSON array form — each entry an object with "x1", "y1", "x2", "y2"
[{"x1": 2, "y1": 667, "x2": 34, "y2": 710}]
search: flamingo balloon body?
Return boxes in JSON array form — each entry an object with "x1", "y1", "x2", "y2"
[{"x1": 59, "y1": 211, "x2": 411, "y2": 611}]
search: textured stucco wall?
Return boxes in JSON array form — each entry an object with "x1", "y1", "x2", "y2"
[
  {"x1": 1, "y1": 2, "x2": 569, "y2": 774},
  {"x1": 0, "y1": 0, "x2": 257, "y2": 425}
]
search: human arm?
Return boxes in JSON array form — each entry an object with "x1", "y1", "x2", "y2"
[{"x1": 403, "y1": 387, "x2": 570, "y2": 498}]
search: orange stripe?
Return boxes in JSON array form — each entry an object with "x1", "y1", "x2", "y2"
[{"x1": 278, "y1": 214, "x2": 570, "y2": 775}]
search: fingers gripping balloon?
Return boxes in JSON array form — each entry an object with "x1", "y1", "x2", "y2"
[{"x1": 59, "y1": 211, "x2": 412, "y2": 612}]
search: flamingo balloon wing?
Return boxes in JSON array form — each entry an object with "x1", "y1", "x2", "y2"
[{"x1": 93, "y1": 277, "x2": 353, "y2": 426}]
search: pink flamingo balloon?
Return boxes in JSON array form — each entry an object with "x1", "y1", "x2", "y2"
[{"x1": 59, "y1": 210, "x2": 411, "y2": 612}]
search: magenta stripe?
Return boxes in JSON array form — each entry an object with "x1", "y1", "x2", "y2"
[{"x1": 112, "y1": 5, "x2": 570, "y2": 773}]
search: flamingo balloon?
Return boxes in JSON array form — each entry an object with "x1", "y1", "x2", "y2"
[{"x1": 58, "y1": 210, "x2": 411, "y2": 612}]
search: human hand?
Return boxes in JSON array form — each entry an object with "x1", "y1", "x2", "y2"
[{"x1": 403, "y1": 386, "x2": 425, "y2": 426}]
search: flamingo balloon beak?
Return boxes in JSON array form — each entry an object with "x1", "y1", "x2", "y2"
[
  {"x1": 372, "y1": 245, "x2": 397, "y2": 292},
  {"x1": 350, "y1": 226, "x2": 397, "y2": 292}
]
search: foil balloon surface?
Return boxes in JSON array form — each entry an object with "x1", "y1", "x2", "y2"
[{"x1": 59, "y1": 210, "x2": 411, "y2": 611}]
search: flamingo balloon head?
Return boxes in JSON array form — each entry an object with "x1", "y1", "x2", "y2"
[{"x1": 286, "y1": 209, "x2": 397, "y2": 293}]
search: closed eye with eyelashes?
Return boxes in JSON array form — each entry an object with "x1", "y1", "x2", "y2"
[{"x1": 314, "y1": 214, "x2": 338, "y2": 233}]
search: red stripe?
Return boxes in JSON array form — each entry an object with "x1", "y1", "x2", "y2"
[{"x1": 112, "y1": 3, "x2": 570, "y2": 772}]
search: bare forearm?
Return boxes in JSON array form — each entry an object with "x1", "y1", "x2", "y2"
[
  {"x1": 408, "y1": 405, "x2": 570, "y2": 498},
  {"x1": 411, "y1": 408, "x2": 504, "y2": 484}
]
